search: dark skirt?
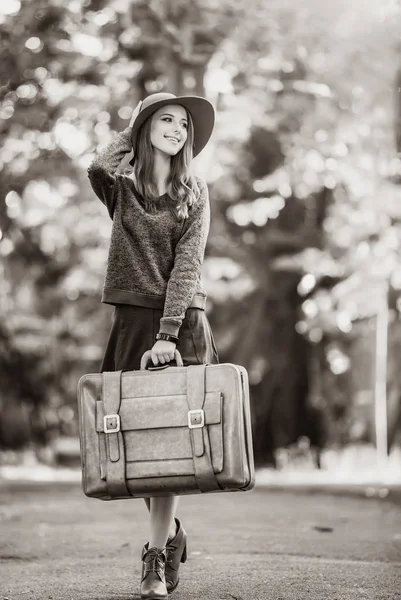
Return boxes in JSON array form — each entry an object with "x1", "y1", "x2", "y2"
[{"x1": 100, "y1": 305, "x2": 219, "y2": 372}]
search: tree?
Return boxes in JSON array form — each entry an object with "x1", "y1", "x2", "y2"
[
  {"x1": 202, "y1": 0, "x2": 401, "y2": 461},
  {"x1": 1, "y1": 0, "x2": 401, "y2": 464},
  {"x1": 0, "y1": 0, "x2": 245, "y2": 449}
]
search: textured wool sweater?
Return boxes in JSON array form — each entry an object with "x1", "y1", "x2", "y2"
[{"x1": 87, "y1": 127, "x2": 210, "y2": 337}]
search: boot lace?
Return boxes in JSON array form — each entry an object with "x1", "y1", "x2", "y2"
[{"x1": 143, "y1": 547, "x2": 166, "y2": 576}]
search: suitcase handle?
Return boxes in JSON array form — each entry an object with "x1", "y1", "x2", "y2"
[{"x1": 140, "y1": 349, "x2": 183, "y2": 370}]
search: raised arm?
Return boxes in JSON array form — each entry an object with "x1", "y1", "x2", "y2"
[
  {"x1": 158, "y1": 179, "x2": 210, "y2": 337},
  {"x1": 87, "y1": 102, "x2": 141, "y2": 217}
]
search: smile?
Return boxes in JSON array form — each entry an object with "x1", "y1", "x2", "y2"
[{"x1": 165, "y1": 136, "x2": 180, "y2": 144}]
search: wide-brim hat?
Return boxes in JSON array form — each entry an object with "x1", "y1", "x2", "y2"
[{"x1": 129, "y1": 92, "x2": 215, "y2": 166}]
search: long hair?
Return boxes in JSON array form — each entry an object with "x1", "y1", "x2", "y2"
[{"x1": 132, "y1": 110, "x2": 200, "y2": 220}]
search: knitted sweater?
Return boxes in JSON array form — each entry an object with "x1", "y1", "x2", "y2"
[{"x1": 87, "y1": 127, "x2": 210, "y2": 337}]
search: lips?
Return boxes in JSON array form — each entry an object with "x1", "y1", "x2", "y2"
[{"x1": 165, "y1": 136, "x2": 180, "y2": 144}]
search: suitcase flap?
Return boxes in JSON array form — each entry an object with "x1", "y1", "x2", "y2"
[{"x1": 95, "y1": 391, "x2": 222, "y2": 432}]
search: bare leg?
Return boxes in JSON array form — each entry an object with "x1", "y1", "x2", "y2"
[
  {"x1": 149, "y1": 496, "x2": 179, "y2": 548},
  {"x1": 144, "y1": 497, "x2": 177, "y2": 540}
]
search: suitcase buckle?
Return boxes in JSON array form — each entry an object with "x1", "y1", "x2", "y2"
[
  {"x1": 188, "y1": 409, "x2": 204, "y2": 429},
  {"x1": 103, "y1": 414, "x2": 121, "y2": 434}
]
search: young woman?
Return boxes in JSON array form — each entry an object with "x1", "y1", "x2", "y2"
[{"x1": 87, "y1": 92, "x2": 219, "y2": 599}]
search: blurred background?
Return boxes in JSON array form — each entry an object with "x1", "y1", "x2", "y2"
[{"x1": 1, "y1": 0, "x2": 401, "y2": 485}]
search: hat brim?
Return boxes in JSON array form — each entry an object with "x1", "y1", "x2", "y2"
[{"x1": 129, "y1": 96, "x2": 215, "y2": 165}]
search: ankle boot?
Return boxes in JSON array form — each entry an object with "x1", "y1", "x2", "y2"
[
  {"x1": 140, "y1": 546, "x2": 168, "y2": 600},
  {"x1": 165, "y1": 518, "x2": 187, "y2": 593}
]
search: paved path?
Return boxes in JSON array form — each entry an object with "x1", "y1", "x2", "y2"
[{"x1": 1, "y1": 481, "x2": 401, "y2": 600}]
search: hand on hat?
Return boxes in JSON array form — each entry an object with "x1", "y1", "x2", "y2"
[{"x1": 129, "y1": 101, "x2": 143, "y2": 128}]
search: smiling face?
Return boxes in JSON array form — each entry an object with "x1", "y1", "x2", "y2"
[{"x1": 150, "y1": 104, "x2": 188, "y2": 157}]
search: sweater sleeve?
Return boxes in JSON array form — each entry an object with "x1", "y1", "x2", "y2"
[
  {"x1": 158, "y1": 179, "x2": 210, "y2": 338},
  {"x1": 87, "y1": 127, "x2": 132, "y2": 218}
]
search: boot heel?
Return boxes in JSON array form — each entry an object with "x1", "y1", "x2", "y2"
[
  {"x1": 181, "y1": 544, "x2": 187, "y2": 563},
  {"x1": 165, "y1": 518, "x2": 187, "y2": 593}
]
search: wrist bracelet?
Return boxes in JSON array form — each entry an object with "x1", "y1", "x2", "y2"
[{"x1": 155, "y1": 332, "x2": 179, "y2": 345}]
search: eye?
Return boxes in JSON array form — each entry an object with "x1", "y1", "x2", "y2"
[
  {"x1": 162, "y1": 117, "x2": 172, "y2": 123},
  {"x1": 182, "y1": 122, "x2": 188, "y2": 130}
]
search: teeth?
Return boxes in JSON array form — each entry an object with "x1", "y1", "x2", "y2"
[{"x1": 165, "y1": 136, "x2": 179, "y2": 143}]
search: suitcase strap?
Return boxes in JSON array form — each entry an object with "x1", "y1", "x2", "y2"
[
  {"x1": 102, "y1": 371, "x2": 131, "y2": 497},
  {"x1": 186, "y1": 365, "x2": 221, "y2": 493}
]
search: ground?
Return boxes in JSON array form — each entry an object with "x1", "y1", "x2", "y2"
[{"x1": 1, "y1": 480, "x2": 401, "y2": 600}]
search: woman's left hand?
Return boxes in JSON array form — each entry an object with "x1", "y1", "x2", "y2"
[{"x1": 151, "y1": 340, "x2": 176, "y2": 366}]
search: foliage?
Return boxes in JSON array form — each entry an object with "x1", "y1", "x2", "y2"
[
  {"x1": 201, "y1": 0, "x2": 401, "y2": 457},
  {"x1": 0, "y1": 0, "x2": 247, "y2": 449},
  {"x1": 1, "y1": 0, "x2": 401, "y2": 461}
]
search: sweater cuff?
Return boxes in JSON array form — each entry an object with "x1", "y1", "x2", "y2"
[{"x1": 158, "y1": 317, "x2": 182, "y2": 338}]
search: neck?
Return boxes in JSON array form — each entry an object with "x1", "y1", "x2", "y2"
[{"x1": 153, "y1": 150, "x2": 171, "y2": 196}]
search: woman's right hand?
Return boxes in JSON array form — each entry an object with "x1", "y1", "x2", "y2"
[
  {"x1": 150, "y1": 339, "x2": 177, "y2": 366},
  {"x1": 129, "y1": 101, "x2": 143, "y2": 128}
]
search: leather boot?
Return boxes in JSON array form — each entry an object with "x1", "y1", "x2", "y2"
[
  {"x1": 140, "y1": 547, "x2": 168, "y2": 600},
  {"x1": 165, "y1": 518, "x2": 188, "y2": 593},
  {"x1": 142, "y1": 519, "x2": 188, "y2": 595}
]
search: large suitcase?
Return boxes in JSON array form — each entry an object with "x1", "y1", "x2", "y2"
[{"x1": 77, "y1": 350, "x2": 255, "y2": 500}]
